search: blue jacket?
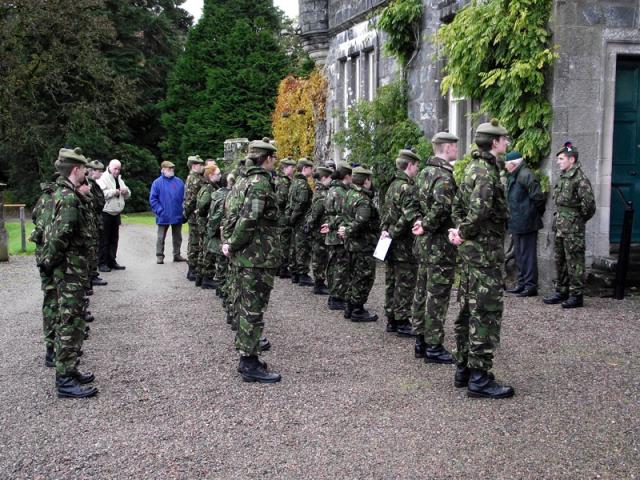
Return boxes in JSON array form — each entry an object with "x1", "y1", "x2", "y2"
[{"x1": 149, "y1": 174, "x2": 185, "y2": 225}]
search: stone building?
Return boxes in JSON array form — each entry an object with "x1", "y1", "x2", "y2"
[{"x1": 299, "y1": 0, "x2": 640, "y2": 285}]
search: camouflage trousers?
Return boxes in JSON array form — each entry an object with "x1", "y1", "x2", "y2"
[
  {"x1": 40, "y1": 271, "x2": 58, "y2": 348},
  {"x1": 420, "y1": 261, "x2": 456, "y2": 345},
  {"x1": 187, "y1": 221, "x2": 201, "y2": 269},
  {"x1": 384, "y1": 261, "x2": 417, "y2": 323},
  {"x1": 88, "y1": 235, "x2": 99, "y2": 279},
  {"x1": 554, "y1": 233, "x2": 585, "y2": 296},
  {"x1": 453, "y1": 263, "x2": 503, "y2": 371},
  {"x1": 225, "y1": 264, "x2": 238, "y2": 320},
  {"x1": 53, "y1": 271, "x2": 86, "y2": 376},
  {"x1": 326, "y1": 244, "x2": 350, "y2": 300},
  {"x1": 214, "y1": 253, "x2": 228, "y2": 294},
  {"x1": 234, "y1": 267, "x2": 275, "y2": 356},
  {"x1": 311, "y1": 233, "x2": 328, "y2": 282},
  {"x1": 290, "y1": 225, "x2": 311, "y2": 275},
  {"x1": 279, "y1": 226, "x2": 292, "y2": 270},
  {"x1": 198, "y1": 241, "x2": 216, "y2": 278},
  {"x1": 346, "y1": 251, "x2": 376, "y2": 305}
]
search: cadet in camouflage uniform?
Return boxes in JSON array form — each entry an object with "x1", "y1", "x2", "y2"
[
  {"x1": 86, "y1": 160, "x2": 107, "y2": 287},
  {"x1": 223, "y1": 140, "x2": 282, "y2": 383},
  {"x1": 208, "y1": 173, "x2": 234, "y2": 301},
  {"x1": 286, "y1": 158, "x2": 315, "y2": 286},
  {"x1": 381, "y1": 149, "x2": 421, "y2": 336},
  {"x1": 39, "y1": 148, "x2": 97, "y2": 398},
  {"x1": 449, "y1": 119, "x2": 514, "y2": 399},
  {"x1": 412, "y1": 132, "x2": 459, "y2": 364},
  {"x1": 338, "y1": 166, "x2": 379, "y2": 322},
  {"x1": 183, "y1": 155, "x2": 204, "y2": 281},
  {"x1": 304, "y1": 166, "x2": 332, "y2": 295},
  {"x1": 543, "y1": 142, "x2": 596, "y2": 309},
  {"x1": 321, "y1": 164, "x2": 352, "y2": 310},
  {"x1": 196, "y1": 161, "x2": 221, "y2": 288},
  {"x1": 274, "y1": 158, "x2": 296, "y2": 278}
]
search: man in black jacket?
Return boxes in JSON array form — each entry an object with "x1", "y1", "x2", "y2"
[{"x1": 504, "y1": 151, "x2": 545, "y2": 297}]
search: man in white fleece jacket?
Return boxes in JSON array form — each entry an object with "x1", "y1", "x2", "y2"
[{"x1": 97, "y1": 159, "x2": 131, "y2": 271}]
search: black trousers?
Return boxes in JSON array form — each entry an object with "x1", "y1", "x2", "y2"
[
  {"x1": 100, "y1": 212, "x2": 121, "y2": 267},
  {"x1": 512, "y1": 231, "x2": 538, "y2": 289}
]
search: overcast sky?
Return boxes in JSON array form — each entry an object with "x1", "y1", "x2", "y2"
[{"x1": 182, "y1": 0, "x2": 299, "y2": 21}]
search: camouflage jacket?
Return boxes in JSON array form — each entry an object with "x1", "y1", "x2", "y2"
[
  {"x1": 304, "y1": 182, "x2": 329, "y2": 236},
  {"x1": 227, "y1": 166, "x2": 281, "y2": 268},
  {"x1": 89, "y1": 178, "x2": 105, "y2": 215},
  {"x1": 381, "y1": 171, "x2": 419, "y2": 263},
  {"x1": 206, "y1": 186, "x2": 230, "y2": 254},
  {"x1": 183, "y1": 171, "x2": 204, "y2": 223},
  {"x1": 553, "y1": 163, "x2": 596, "y2": 237},
  {"x1": 453, "y1": 150, "x2": 508, "y2": 268},
  {"x1": 323, "y1": 180, "x2": 349, "y2": 246},
  {"x1": 30, "y1": 181, "x2": 56, "y2": 263},
  {"x1": 416, "y1": 156, "x2": 457, "y2": 264},
  {"x1": 222, "y1": 172, "x2": 249, "y2": 243},
  {"x1": 196, "y1": 182, "x2": 217, "y2": 230},
  {"x1": 341, "y1": 184, "x2": 380, "y2": 253},
  {"x1": 286, "y1": 173, "x2": 312, "y2": 226},
  {"x1": 77, "y1": 184, "x2": 96, "y2": 240},
  {"x1": 273, "y1": 172, "x2": 292, "y2": 226}
]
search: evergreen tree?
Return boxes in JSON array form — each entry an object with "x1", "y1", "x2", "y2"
[{"x1": 161, "y1": 0, "x2": 290, "y2": 173}]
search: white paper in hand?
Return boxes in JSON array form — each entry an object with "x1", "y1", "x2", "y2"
[{"x1": 373, "y1": 236, "x2": 392, "y2": 261}]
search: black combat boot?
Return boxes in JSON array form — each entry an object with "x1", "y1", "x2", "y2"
[
  {"x1": 327, "y1": 296, "x2": 346, "y2": 311},
  {"x1": 424, "y1": 344, "x2": 454, "y2": 364},
  {"x1": 279, "y1": 267, "x2": 291, "y2": 279},
  {"x1": 237, "y1": 357, "x2": 268, "y2": 373},
  {"x1": 543, "y1": 291, "x2": 568, "y2": 304},
  {"x1": 313, "y1": 279, "x2": 329, "y2": 295},
  {"x1": 505, "y1": 284, "x2": 524, "y2": 294},
  {"x1": 83, "y1": 311, "x2": 94, "y2": 323},
  {"x1": 562, "y1": 295, "x2": 583, "y2": 309},
  {"x1": 187, "y1": 266, "x2": 197, "y2": 281},
  {"x1": 454, "y1": 366, "x2": 494, "y2": 388},
  {"x1": 259, "y1": 336, "x2": 271, "y2": 351},
  {"x1": 467, "y1": 369, "x2": 514, "y2": 399},
  {"x1": 298, "y1": 273, "x2": 314, "y2": 286},
  {"x1": 201, "y1": 276, "x2": 216, "y2": 289},
  {"x1": 350, "y1": 305, "x2": 378, "y2": 322},
  {"x1": 396, "y1": 321, "x2": 414, "y2": 337},
  {"x1": 86, "y1": 287, "x2": 94, "y2": 296},
  {"x1": 385, "y1": 314, "x2": 397, "y2": 333},
  {"x1": 238, "y1": 356, "x2": 281, "y2": 383},
  {"x1": 343, "y1": 302, "x2": 353, "y2": 319},
  {"x1": 84, "y1": 326, "x2": 90, "y2": 340},
  {"x1": 415, "y1": 336, "x2": 427, "y2": 358},
  {"x1": 225, "y1": 311, "x2": 233, "y2": 325},
  {"x1": 45, "y1": 345, "x2": 55, "y2": 368},
  {"x1": 195, "y1": 275, "x2": 203, "y2": 287},
  {"x1": 291, "y1": 273, "x2": 299, "y2": 284},
  {"x1": 69, "y1": 369, "x2": 95, "y2": 384},
  {"x1": 56, "y1": 374, "x2": 98, "y2": 398},
  {"x1": 92, "y1": 276, "x2": 108, "y2": 286}
]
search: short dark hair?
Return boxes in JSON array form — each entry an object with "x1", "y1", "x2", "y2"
[
  {"x1": 253, "y1": 152, "x2": 272, "y2": 166},
  {"x1": 331, "y1": 166, "x2": 351, "y2": 180},
  {"x1": 475, "y1": 133, "x2": 498, "y2": 151},
  {"x1": 352, "y1": 173, "x2": 369, "y2": 186}
]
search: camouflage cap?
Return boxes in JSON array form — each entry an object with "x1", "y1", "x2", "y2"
[
  {"x1": 280, "y1": 157, "x2": 297, "y2": 167},
  {"x1": 431, "y1": 131, "x2": 459, "y2": 144},
  {"x1": 315, "y1": 166, "x2": 332, "y2": 177},
  {"x1": 397, "y1": 149, "x2": 421, "y2": 164},
  {"x1": 475, "y1": 118, "x2": 509, "y2": 137},
  {"x1": 297, "y1": 158, "x2": 314, "y2": 168},
  {"x1": 248, "y1": 139, "x2": 277, "y2": 156},
  {"x1": 556, "y1": 141, "x2": 578, "y2": 157},
  {"x1": 187, "y1": 155, "x2": 204, "y2": 168},
  {"x1": 58, "y1": 147, "x2": 88, "y2": 166},
  {"x1": 160, "y1": 160, "x2": 175, "y2": 169},
  {"x1": 87, "y1": 160, "x2": 105, "y2": 171}
]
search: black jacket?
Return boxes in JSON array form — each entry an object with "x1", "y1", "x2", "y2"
[{"x1": 506, "y1": 164, "x2": 545, "y2": 234}]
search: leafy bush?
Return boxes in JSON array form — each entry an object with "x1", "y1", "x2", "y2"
[{"x1": 377, "y1": 0, "x2": 424, "y2": 68}]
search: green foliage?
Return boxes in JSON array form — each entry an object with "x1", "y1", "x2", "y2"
[
  {"x1": 334, "y1": 80, "x2": 432, "y2": 195},
  {"x1": 161, "y1": 0, "x2": 292, "y2": 173},
  {"x1": 436, "y1": 0, "x2": 556, "y2": 168},
  {"x1": 377, "y1": 0, "x2": 424, "y2": 68},
  {"x1": 6, "y1": 221, "x2": 36, "y2": 256}
]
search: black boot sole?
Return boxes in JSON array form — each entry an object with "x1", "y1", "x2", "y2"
[
  {"x1": 467, "y1": 389, "x2": 514, "y2": 399},
  {"x1": 454, "y1": 379, "x2": 468, "y2": 388},
  {"x1": 424, "y1": 357, "x2": 454, "y2": 365},
  {"x1": 57, "y1": 387, "x2": 98, "y2": 399},
  {"x1": 240, "y1": 374, "x2": 281, "y2": 383}
]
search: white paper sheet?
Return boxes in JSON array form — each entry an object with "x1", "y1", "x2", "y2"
[{"x1": 373, "y1": 236, "x2": 392, "y2": 261}]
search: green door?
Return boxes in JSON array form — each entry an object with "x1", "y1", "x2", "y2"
[{"x1": 612, "y1": 59, "x2": 640, "y2": 243}]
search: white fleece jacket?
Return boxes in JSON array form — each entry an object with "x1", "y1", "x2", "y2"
[{"x1": 97, "y1": 172, "x2": 131, "y2": 215}]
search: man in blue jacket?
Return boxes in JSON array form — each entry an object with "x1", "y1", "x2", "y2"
[{"x1": 150, "y1": 161, "x2": 186, "y2": 264}]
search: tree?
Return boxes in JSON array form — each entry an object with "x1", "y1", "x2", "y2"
[{"x1": 160, "y1": 0, "x2": 291, "y2": 175}]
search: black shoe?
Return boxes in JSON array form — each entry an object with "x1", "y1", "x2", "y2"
[
  {"x1": 344, "y1": 302, "x2": 353, "y2": 319},
  {"x1": 506, "y1": 285, "x2": 524, "y2": 294},
  {"x1": 195, "y1": 275, "x2": 203, "y2": 287},
  {"x1": 56, "y1": 375, "x2": 98, "y2": 398},
  {"x1": 279, "y1": 267, "x2": 291, "y2": 279},
  {"x1": 562, "y1": 295, "x2": 583, "y2": 309},
  {"x1": 98, "y1": 264, "x2": 111, "y2": 273},
  {"x1": 396, "y1": 322, "x2": 415, "y2": 337},
  {"x1": 156, "y1": 256, "x2": 164, "y2": 264},
  {"x1": 291, "y1": 274, "x2": 299, "y2": 284},
  {"x1": 314, "y1": 280, "x2": 330, "y2": 295},
  {"x1": 350, "y1": 305, "x2": 378, "y2": 322},
  {"x1": 83, "y1": 312, "x2": 94, "y2": 323},
  {"x1": 424, "y1": 344, "x2": 454, "y2": 364},
  {"x1": 187, "y1": 266, "x2": 197, "y2": 281},
  {"x1": 69, "y1": 369, "x2": 95, "y2": 384},
  {"x1": 386, "y1": 320, "x2": 398, "y2": 333},
  {"x1": 414, "y1": 336, "x2": 427, "y2": 358},
  {"x1": 543, "y1": 292, "x2": 569, "y2": 304},
  {"x1": 454, "y1": 366, "x2": 495, "y2": 388},
  {"x1": 201, "y1": 277, "x2": 217, "y2": 289},
  {"x1": 237, "y1": 358, "x2": 268, "y2": 373},
  {"x1": 259, "y1": 336, "x2": 271, "y2": 351},
  {"x1": 238, "y1": 356, "x2": 281, "y2": 383},
  {"x1": 92, "y1": 276, "x2": 108, "y2": 286},
  {"x1": 45, "y1": 346, "x2": 55, "y2": 368},
  {"x1": 327, "y1": 296, "x2": 346, "y2": 311},
  {"x1": 110, "y1": 263, "x2": 126, "y2": 270},
  {"x1": 467, "y1": 369, "x2": 514, "y2": 399},
  {"x1": 298, "y1": 274, "x2": 314, "y2": 286},
  {"x1": 86, "y1": 288, "x2": 94, "y2": 296},
  {"x1": 173, "y1": 254, "x2": 187, "y2": 262},
  {"x1": 516, "y1": 287, "x2": 538, "y2": 297}
]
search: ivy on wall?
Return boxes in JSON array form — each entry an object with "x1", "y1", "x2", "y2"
[
  {"x1": 436, "y1": 0, "x2": 556, "y2": 168},
  {"x1": 272, "y1": 68, "x2": 328, "y2": 160},
  {"x1": 377, "y1": 0, "x2": 424, "y2": 68}
]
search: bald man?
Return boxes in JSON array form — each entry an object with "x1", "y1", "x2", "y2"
[{"x1": 97, "y1": 159, "x2": 131, "y2": 271}]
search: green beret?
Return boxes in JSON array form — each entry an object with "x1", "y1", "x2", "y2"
[
  {"x1": 280, "y1": 157, "x2": 297, "y2": 167},
  {"x1": 431, "y1": 131, "x2": 459, "y2": 144},
  {"x1": 187, "y1": 155, "x2": 203, "y2": 168},
  {"x1": 297, "y1": 158, "x2": 314, "y2": 168},
  {"x1": 556, "y1": 141, "x2": 578, "y2": 157},
  {"x1": 58, "y1": 147, "x2": 88, "y2": 166},
  {"x1": 161, "y1": 161, "x2": 175, "y2": 169},
  {"x1": 475, "y1": 118, "x2": 509, "y2": 137},
  {"x1": 397, "y1": 149, "x2": 421, "y2": 164},
  {"x1": 505, "y1": 151, "x2": 522, "y2": 162},
  {"x1": 352, "y1": 166, "x2": 373, "y2": 176},
  {"x1": 87, "y1": 160, "x2": 105, "y2": 171},
  {"x1": 248, "y1": 139, "x2": 277, "y2": 156},
  {"x1": 315, "y1": 166, "x2": 332, "y2": 176}
]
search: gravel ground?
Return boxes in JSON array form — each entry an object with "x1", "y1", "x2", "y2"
[{"x1": 0, "y1": 223, "x2": 638, "y2": 479}]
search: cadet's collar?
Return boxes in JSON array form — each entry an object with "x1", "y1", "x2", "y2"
[
  {"x1": 395, "y1": 170, "x2": 411, "y2": 182},
  {"x1": 562, "y1": 163, "x2": 580, "y2": 178},
  {"x1": 294, "y1": 172, "x2": 307, "y2": 179},
  {"x1": 428, "y1": 156, "x2": 453, "y2": 172}
]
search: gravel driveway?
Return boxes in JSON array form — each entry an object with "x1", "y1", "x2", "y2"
[{"x1": 0, "y1": 223, "x2": 638, "y2": 479}]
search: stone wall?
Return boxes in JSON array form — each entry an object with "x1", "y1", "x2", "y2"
[{"x1": 328, "y1": 0, "x2": 388, "y2": 31}]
